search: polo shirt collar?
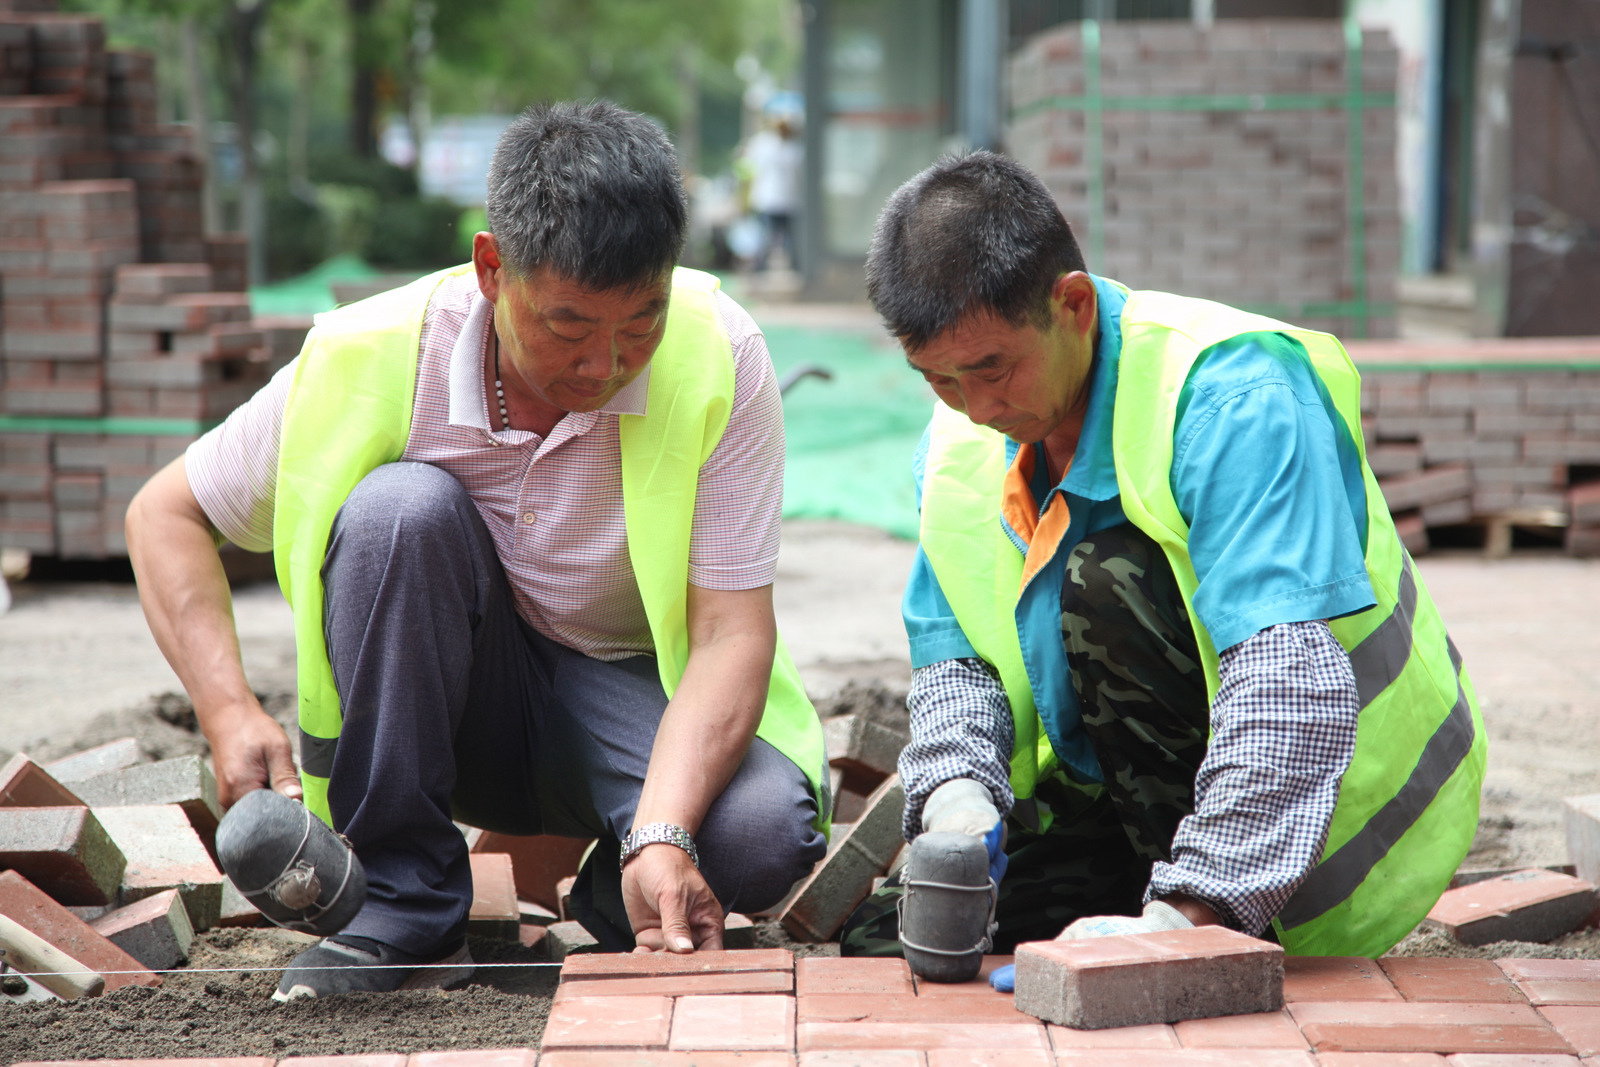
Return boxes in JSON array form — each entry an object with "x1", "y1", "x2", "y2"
[{"x1": 446, "y1": 290, "x2": 651, "y2": 431}]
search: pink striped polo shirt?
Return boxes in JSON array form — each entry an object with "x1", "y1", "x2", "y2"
[{"x1": 186, "y1": 271, "x2": 785, "y2": 660}]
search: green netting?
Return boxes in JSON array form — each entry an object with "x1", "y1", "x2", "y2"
[
  {"x1": 763, "y1": 323, "x2": 933, "y2": 540},
  {"x1": 249, "y1": 254, "x2": 382, "y2": 316}
]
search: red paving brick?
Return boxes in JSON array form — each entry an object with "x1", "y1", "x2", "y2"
[
  {"x1": 1290, "y1": 1000, "x2": 1574, "y2": 1054},
  {"x1": 1054, "y1": 1051, "x2": 1317, "y2": 1065},
  {"x1": 541, "y1": 994, "x2": 673, "y2": 1049},
  {"x1": 797, "y1": 956, "x2": 914, "y2": 996},
  {"x1": 668, "y1": 994, "x2": 795, "y2": 1051},
  {"x1": 0, "y1": 753, "x2": 85, "y2": 807},
  {"x1": 1445, "y1": 1055, "x2": 1582, "y2": 1065},
  {"x1": 554, "y1": 968, "x2": 794, "y2": 1000},
  {"x1": 796, "y1": 1021, "x2": 1049, "y2": 1051},
  {"x1": 1427, "y1": 872, "x2": 1599, "y2": 947},
  {"x1": 798, "y1": 992, "x2": 1029, "y2": 1022},
  {"x1": 1382, "y1": 958, "x2": 1528, "y2": 1003},
  {"x1": 922, "y1": 1051, "x2": 1053, "y2": 1066},
  {"x1": 560, "y1": 948, "x2": 794, "y2": 980},
  {"x1": 407, "y1": 1052, "x2": 538, "y2": 1067},
  {"x1": 541, "y1": 1055, "x2": 794, "y2": 1067},
  {"x1": 1500, "y1": 960, "x2": 1600, "y2": 1006},
  {"x1": 798, "y1": 1054, "x2": 924, "y2": 1067},
  {"x1": 1047, "y1": 1021, "x2": 1181, "y2": 1048},
  {"x1": 1314, "y1": 1055, "x2": 1449, "y2": 1066},
  {"x1": 912, "y1": 956, "x2": 1013, "y2": 998},
  {"x1": 1284, "y1": 957, "x2": 1404, "y2": 1002},
  {"x1": 468, "y1": 831, "x2": 591, "y2": 913},
  {"x1": 1173, "y1": 1009, "x2": 1310, "y2": 1048},
  {"x1": 466, "y1": 852, "x2": 519, "y2": 940},
  {"x1": 1541, "y1": 1007, "x2": 1600, "y2": 1057},
  {"x1": 0, "y1": 868, "x2": 158, "y2": 990},
  {"x1": 278, "y1": 1058, "x2": 408, "y2": 1067}
]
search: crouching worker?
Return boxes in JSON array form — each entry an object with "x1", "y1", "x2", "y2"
[
  {"x1": 840, "y1": 152, "x2": 1485, "y2": 976},
  {"x1": 126, "y1": 101, "x2": 829, "y2": 999}
]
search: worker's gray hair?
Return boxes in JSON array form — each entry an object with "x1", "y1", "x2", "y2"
[
  {"x1": 486, "y1": 100, "x2": 687, "y2": 290},
  {"x1": 867, "y1": 151, "x2": 1086, "y2": 352}
]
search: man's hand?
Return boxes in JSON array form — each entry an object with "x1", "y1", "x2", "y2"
[
  {"x1": 1055, "y1": 898, "x2": 1198, "y2": 941},
  {"x1": 209, "y1": 701, "x2": 303, "y2": 809},
  {"x1": 621, "y1": 843, "x2": 724, "y2": 954}
]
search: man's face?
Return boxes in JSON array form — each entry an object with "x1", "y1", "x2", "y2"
[
  {"x1": 905, "y1": 272, "x2": 1098, "y2": 444},
  {"x1": 474, "y1": 234, "x2": 671, "y2": 415}
]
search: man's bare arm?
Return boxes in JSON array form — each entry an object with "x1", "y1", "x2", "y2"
[
  {"x1": 621, "y1": 581, "x2": 776, "y2": 953},
  {"x1": 125, "y1": 456, "x2": 301, "y2": 807}
]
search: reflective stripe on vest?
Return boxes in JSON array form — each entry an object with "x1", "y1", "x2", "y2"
[{"x1": 273, "y1": 265, "x2": 831, "y2": 832}]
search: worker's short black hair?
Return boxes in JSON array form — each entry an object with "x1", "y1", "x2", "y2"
[
  {"x1": 866, "y1": 151, "x2": 1086, "y2": 352},
  {"x1": 486, "y1": 100, "x2": 687, "y2": 291}
]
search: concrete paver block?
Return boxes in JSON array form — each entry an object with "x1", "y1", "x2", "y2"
[
  {"x1": 557, "y1": 875, "x2": 576, "y2": 921},
  {"x1": 0, "y1": 869, "x2": 157, "y2": 990},
  {"x1": 1046, "y1": 1021, "x2": 1180, "y2": 1048},
  {"x1": 1288, "y1": 1000, "x2": 1574, "y2": 1054},
  {"x1": 800, "y1": 991, "x2": 1027, "y2": 1023},
  {"x1": 278, "y1": 1056, "x2": 408, "y2": 1067},
  {"x1": 825, "y1": 713, "x2": 908, "y2": 795},
  {"x1": 1014, "y1": 926, "x2": 1284, "y2": 1030},
  {"x1": 42, "y1": 738, "x2": 142, "y2": 784},
  {"x1": 467, "y1": 852, "x2": 519, "y2": 941},
  {"x1": 1380, "y1": 957, "x2": 1523, "y2": 1002},
  {"x1": 553, "y1": 968, "x2": 794, "y2": 1001},
  {"x1": 1499, "y1": 959, "x2": 1600, "y2": 1006},
  {"x1": 1173, "y1": 1009, "x2": 1310, "y2": 1048},
  {"x1": 668, "y1": 993, "x2": 795, "y2": 1051},
  {"x1": 796, "y1": 1020, "x2": 1048, "y2": 1051},
  {"x1": 723, "y1": 911, "x2": 756, "y2": 949},
  {"x1": 217, "y1": 877, "x2": 263, "y2": 927},
  {"x1": 1445, "y1": 1054, "x2": 1583, "y2": 1066},
  {"x1": 797, "y1": 1053, "x2": 926, "y2": 1067},
  {"x1": 0, "y1": 911, "x2": 105, "y2": 999},
  {"x1": 798, "y1": 956, "x2": 914, "y2": 996},
  {"x1": 561, "y1": 947, "x2": 794, "y2": 980},
  {"x1": 517, "y1": 924, "x2": 546, "y2": 949},
  {"x1": 468, "y1": 830, "x2": 591, "y2": 914},
  {"x1": 71, "y1": 755, "x2": 222, "y2": 844},
  {"x1": 0, "y1": 753, "x2": 86, "y2": 808},
  {"x1": 92, "y1": 804, "x2": 223, "y2": 931},
  {"x1": 0, "y1": 806, "x2": 124, "y2": 905},
  {"x1": 1283, "y1": 956, "x2": 1403, "y2": 1002},
  {"x1": 90, "y1": 887, "x2": 193, "y2": 971},
  {"x1": 544, "y1": 920, "x2": 600, "y2": 960},
  {"x1": 912, "y1": 954, "x2": 1013, "y2": 998},
  {"x1": 923, "y1": 1051, "x2": 1054, "y2": 1067},
  {"x1": 407, "y1": 1051, "x2": 538, "y2": 1067},
  {"x1": 1055, "y1": 1054, "x2": 1317, "y2": 1066},
  {"x1": 1426, "y1": 869, "x2": 1598, "y2": 946},
  {"x1": 1539, "y1": 1006, "x2": 1600, "y2": 1058},
  {"x1": 1314, "y1": 1055, "x2": 1448, "y2": 1066},
  {"x1": 781, "y1": 774, "x2": 906, "y2": 942},
  {"x1": 1564, "y1": 796, "x2": 1600, "y2": 888},
  {"x1": 542, "y1": 1054, "x2": 793, "y2": 1067},
  {"x1": 541, "y1": 994, "x2": 673, "y2": 1048}
]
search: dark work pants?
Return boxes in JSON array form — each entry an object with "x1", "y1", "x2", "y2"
[
  {"x1": 321, "y1": 462, "x2": 827, "y2": 954},
  {"x1": 840, "y1": 523, "x2": 1211, "y2": 955}
]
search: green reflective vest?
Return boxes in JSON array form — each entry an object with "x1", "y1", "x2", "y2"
[
  {"x1": 919, "y1": 287, "x2": 1485, "y2": 957},
  {"x1": 272, "y1": 264, "x2": 830, "y2": 835}
]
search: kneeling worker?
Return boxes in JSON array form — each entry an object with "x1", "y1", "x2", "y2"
[
  {"x1": 127, "y1": 102, "x2": 830, "y2": 998},
  {"x1": 841, "y1": 152, "x2": 1484, "y2": 973}
]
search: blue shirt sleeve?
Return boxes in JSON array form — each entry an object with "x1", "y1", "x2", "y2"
[
  {"x1": 1172, "y1": 333, "x2": 1375, "y2": 653},
  {"x1": 903, "y1": 425, "x2": 981, "y2": 667}
]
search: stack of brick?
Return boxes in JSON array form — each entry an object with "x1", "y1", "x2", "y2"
[
  {"x1": 1008, "y1": 20, "x2": 1401, "y2": 340},
  {"x1": 1351, "y1": 339, "x2": 1600, "y2": 554}
]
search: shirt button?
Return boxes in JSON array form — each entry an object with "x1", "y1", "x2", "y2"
[{"x1": 521, "y1": 512, "x2": 536, "y2": 525}]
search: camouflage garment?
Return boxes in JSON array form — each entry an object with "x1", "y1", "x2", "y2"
[{"x1": 840, "y1": 523, "x2": 1211, "y2": 956}]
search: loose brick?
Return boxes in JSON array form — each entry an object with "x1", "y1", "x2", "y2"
[
  {"x1": 1499, "y1": 960, "x2": 1600, "y2": 1006},
  {"x1": 217, "y1": 877, "x2": 263, "y2": 927},
  {"x1": 70, "y1": 755, "x2": 221, "y2": 843},
  {"x1": 1379, "y1": 466, "x2": 1472, "y2": 512},
  {"x1": 468, "y1": 831, "x2": 590, "y2": 914},
  {"x1": 0, "y1": 869, "x2": 157, "y2": 990},
  {"x1": 669, "y1": 993, "x2": 795, "y2": 1050},
  {"x1": 1540, "y1": 1007, "x2": 1600, "y2": 1057},
  {"x1": 1427, "y1": 870, "x2": 1598, "y2": 946},
  {"x1": 518, "y1": 924, "x2": 546, "y2": 949},
  {"x1": 553, "y1": 968, "x2": 793, "y2": 1000},
  {"x1": 1380, "y1": 957, "x2": 1525, "y2": 1003},
  {"x1": 796, "y1": 1021, "x2": 1048, "y2": 1051},
  {"x1": 0, "y1": 752, "x2": 85, "y2": 807},
  {"x1": 1289, "y1": 1000, "x2": 1573, "y2": 1054},
  {"x1": 781, "y1": 775, "x2": 905, "y2": 942},
  {"x1": 93, "y1": 803, "x2": 223, "y2": 930},
  {"x1": 1174, "y1": 1009, "x2": 1309, "y2": 1048},
  {"x1": 1013, "y1": 926, "x2": 1284, "y2": 1030},
  {"x1": 825, "y1": 712, "x2": 907, "y2": 795},
  {"x1": 562, "y1": 948, "x2": 794, "y2": 981},
  {"x1": 90, "y1": 886, "x2": 192, "y2": 970},
  {"x1": 1564, "y1": 796, "x2": 1600, "y2": 887},
  {"x1": 0, "y1": 805, "x2": 124, "y2": 904},
  {"x1": 541, "y1": 994, "x2": 673, "y2": 1048},
  {"x1": 798, "y1": 956, "x2": 914, "y2": 996},
  {"x1": 1283, "y1": 956, "x2": 1403, "y2": 1002},
  {"x1": 1047, "y1": 1021, "x2": 1180, "y2": 1048},
  {"x1": 467, "y1": 852, "x2": 519, "y2": 940},
  {"x1": 544, "y1": 920, "x2": 600, "y2": 960},
  {"x1": 723, "y1": 911, "x2": 757, "y2": 949}
]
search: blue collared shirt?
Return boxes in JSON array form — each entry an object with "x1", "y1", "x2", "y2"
[{"x1": 902, "y1": 275, "x2": 1374, "y2": 783}]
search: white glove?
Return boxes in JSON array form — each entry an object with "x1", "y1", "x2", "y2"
[
  {"x1": 921, "y1": 778, "x2": 1001, "y2": 836},
  {"x1": 1055, "y1": 899, "x2": 1194, "y2": 941}
]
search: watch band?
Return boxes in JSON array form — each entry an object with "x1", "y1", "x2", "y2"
[{"x1": 620, "y1": 822, "x2": 699, "y2": 870}]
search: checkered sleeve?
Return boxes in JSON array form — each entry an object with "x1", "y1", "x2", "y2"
[
  {"x1": 897, "y1": 657, "x2": 1017, "y2": 842},
  {"x1": 1145, "y1": 619, "x2": 1360, "y2": 935}
]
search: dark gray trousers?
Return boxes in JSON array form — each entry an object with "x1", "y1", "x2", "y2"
[{"x1": 320, "y1": 462, "x2": 827, "y2": 954}]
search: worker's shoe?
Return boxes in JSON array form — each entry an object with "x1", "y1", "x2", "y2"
[
  {"x1": 216, "y1": 787, "x2": 367, "y2": 937},
  {"x1": 898, "y1": 830, "x2": 998, "y2": 984},
  {"x1": 273, "y1": 934, "x2": 474, "y2": 1001}
]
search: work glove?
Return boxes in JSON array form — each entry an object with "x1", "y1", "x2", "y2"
[
  {"x1": 989, "y1": 900, "x2": 1194, "y2": 992},
  {"x1": 921, "y1": 777, "x2": 1008, "y2": 886}
]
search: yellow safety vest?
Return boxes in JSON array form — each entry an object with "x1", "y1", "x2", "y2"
[
  {"x1": 272, "y1": 264, "x2": 830, "y2": 834},
  {"x1": 919, "y1": 286, "x2": 1484, "y2": 957}
]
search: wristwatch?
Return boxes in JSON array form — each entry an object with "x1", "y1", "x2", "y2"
[{"x1": 619, "y1": 822, "x2": 699, "y2": 871}]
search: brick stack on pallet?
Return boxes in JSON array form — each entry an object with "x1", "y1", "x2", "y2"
[
  {"x1": 1351, "y1": 339, "x2": 1600, "y2": 556},
  {"x1": 0, "y1": 0, "x2": 309, "y2": 559},
  {"x1": 1008, "y1": 20, "x2": 1400, "y2": 340}
]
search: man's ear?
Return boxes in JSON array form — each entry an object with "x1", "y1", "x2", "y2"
[
  {"x1": 472, "y1": 232, "x2": 503, "y2": 303},
  {"x1": 1051, "y1": 271, "x2": 1098, "y2": 344}
]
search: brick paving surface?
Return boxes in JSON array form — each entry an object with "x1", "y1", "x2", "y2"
[{"x1": 13, "y1": 953, "x2": 1600, "y2": 1065}]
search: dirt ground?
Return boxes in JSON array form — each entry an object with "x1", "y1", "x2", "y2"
[{"x1": 1, "y1": 526, "x2": 1598, "y2": 1059}]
